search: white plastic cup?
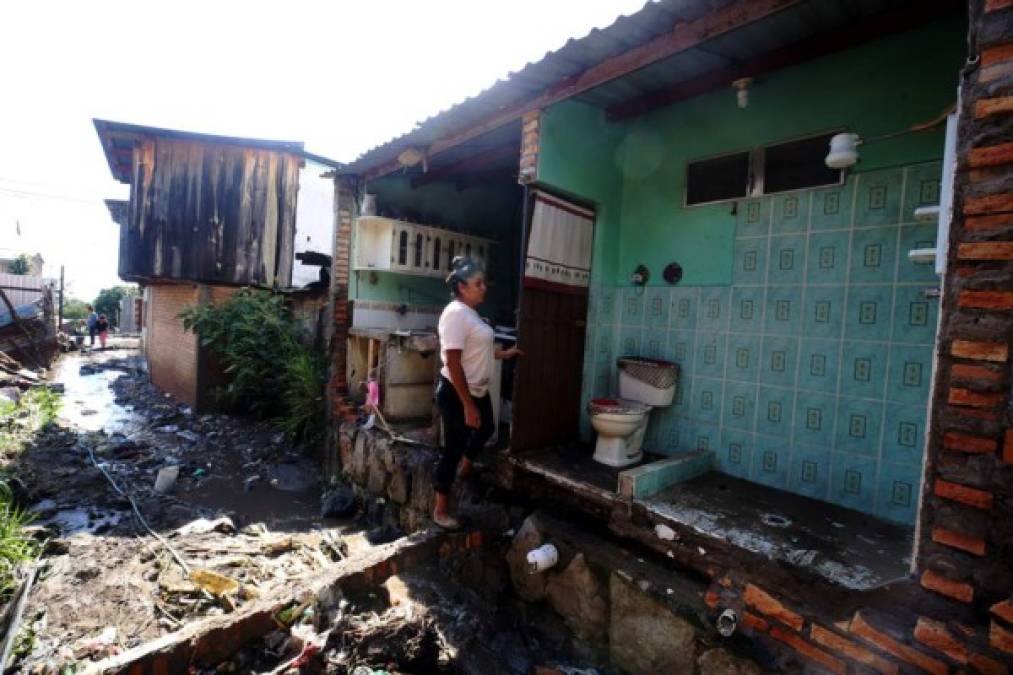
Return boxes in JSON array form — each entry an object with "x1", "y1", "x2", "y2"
[
  {"x1": 526, "y1": 543, "x2": 558, "y2": 574},
  {"x1": 154, "y1": 465, "x2": 180, "y2": 494}
]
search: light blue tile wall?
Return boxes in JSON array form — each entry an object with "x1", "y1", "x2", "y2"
[{"x1": 579, "y1": 162, "x2": 941, "y2": 524}]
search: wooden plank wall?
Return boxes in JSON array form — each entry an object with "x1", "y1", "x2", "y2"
[{"x1": 123, "y1": 138, "x2": 300, "y2": 287}]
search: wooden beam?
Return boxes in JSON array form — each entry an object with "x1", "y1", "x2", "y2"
[
  {"x1": 362, "y1": 0, "x2": 801, "y2": 181},
  {"x1": 410, "y1": 144, "x2": 519, "y2": 188},
  {"x1": 607, "y1": 0, "x2": 964, "y2": 121}
]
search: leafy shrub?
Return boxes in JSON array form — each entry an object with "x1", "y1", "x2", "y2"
[{"x1": 180, "y1": 289, "x2": 325, "y2": 445}]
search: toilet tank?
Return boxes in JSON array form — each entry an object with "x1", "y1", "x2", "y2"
[{"x1": 617, "y1": 357, "x2": 679, "y2": 407}]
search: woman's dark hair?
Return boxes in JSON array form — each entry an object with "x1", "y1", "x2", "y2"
[{"x1": 445, "y1": 256, "x2": 482, "y2": 298}]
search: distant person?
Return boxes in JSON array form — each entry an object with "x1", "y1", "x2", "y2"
[
  {"x1": 96, "y1": 314, "x2": 109, "y2": 350},
  {"x1": 86, "y1": 305, "x2": 98, "y2": 346}
]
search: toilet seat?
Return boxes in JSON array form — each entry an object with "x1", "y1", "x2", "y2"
[{"x1": 588, "y1": 398, "x2": 650, "y2": 416}]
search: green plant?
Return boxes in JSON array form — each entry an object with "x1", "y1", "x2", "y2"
[
  {"x1": 7, "y1": 254, "x2": 30, "y2": 275},
  {"x1": 180, "y1": 289, "x2": 324, "y2": 445},
  {"x1": 92, "y1": 285, "x2": 138, "y2": 328}
]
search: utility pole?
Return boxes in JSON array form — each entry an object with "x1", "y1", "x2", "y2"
[{"x1": 58, "y1": 265, "x2": 64, "y2": 328}]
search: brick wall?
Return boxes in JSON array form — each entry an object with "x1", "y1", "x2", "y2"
[
  {"x1": 327, "y1": 176, "x2": 358, "y2": 426},
  {"x1": 915, "y1": 0, "x2": 1013, "y2": 663},
  {"x1": 146, "y1": 282, "x2": 200, "y2": 407}
]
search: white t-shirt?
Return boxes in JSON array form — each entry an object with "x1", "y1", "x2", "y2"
[{"x1": 438, "y1": 299, "x2": 495, "y2": 397}]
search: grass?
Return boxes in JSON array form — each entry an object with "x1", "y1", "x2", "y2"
[{"x1": 0, "y1": 387, "x2": 59, "y2": 602}]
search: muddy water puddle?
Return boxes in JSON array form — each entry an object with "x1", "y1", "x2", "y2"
[{"x1": 52, "y1": 353, "x2": 142, "y2": 435}]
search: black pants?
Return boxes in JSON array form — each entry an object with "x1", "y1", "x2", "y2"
[
  {"x1": 88, "y1": 326, "x2": 96, "y2": 346},
  {"x1": 434, "y1": 376, "x2": 494, "y2": 495}
]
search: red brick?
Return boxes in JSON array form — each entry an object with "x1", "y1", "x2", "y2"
[
  {"x1": 769, "y1": 626, "x2": 846, "y2": 674},
  {"x1": 959, "y1": 290, "x2": 1013, "y2": 311},
  {"x1": 850, "y1": 613, "x2": 948, "y2": 675},
  {"x1": 969, "y1": 142, "x2": 1013, "y2": 169},
  {"x1": 983, "y1": 43, "x2": 1013, "y2": 66},
  {"x1": 914, "y1": 617, "x2": 969, "y2": 664},
  {"x1": 986, "y1": 0, "x2": 1013, "y2": 11},
  {"x1": 977, "y1": 96, "x2": 1013, "y2": 118},
  {"x1": 932, "y1": 526, "x2": 987, "y2": 556},
  {"x1": 971, "y1": 652, "x2": 1010, "y2": 675},
  {"x1": 952, "y1": 340, "x2": 1009, "y2": 362},
  {"x1": 959, "y1": 242, "x2": 1013, "y2": 260},
  {"x1": 944, "y1": 430, "x2": 999, "y2": 454},
  {"x1": 992, "y1": 621, "x2": 1013, "y2": 654},
  {"x1": 992, "y1": 599, "x2": 1013, "y2": 624},
  {"x1": 951, "y1": 363, "x2": 1004, "y2": 384},
  {"x1": 949, "y1": 387, "x2": 1006, "y2": 409},
  {"x1": 1005, "y1": 430, "x2": 1013, "y2": 465},
  {"x1": 953, "y1": 407, "x2": 1002, "y2": 422},
  {"x1": 743, "y1": 583, "x2": 804, "y2": 631},
  {"x1": 967, "y1": 213, "x2": 1013, "y2": 232},
  {"x1": 921, "y1": 569, "x2": 975, "y2": 602},
  {"x1": 965, "y1": 193, "x2": 1013, "y2": 215},
  {"x1": 742, "y1": 611, "x2": 769, "y2": 633},
  {"x1": 935, "y1": 479, "x2": 995, "y2": 510},
  {"x1": 810, "y1": 624, "x2": 898, "y2": 674}
]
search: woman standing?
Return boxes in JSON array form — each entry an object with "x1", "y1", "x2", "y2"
[
  {"x1": 434, "y1": 257, "x2": 521, "y2": 529},
  {"x1": 96, "y1": 314, "x2": 110, "y2": 349}
]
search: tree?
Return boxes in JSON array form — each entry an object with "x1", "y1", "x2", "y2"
[
  {"x1": 62, "y1": 298, "x2": 89, "y2": 321},
  {"x1": 92, "y1": 285, "x2": 138, "y2": 328},
  {"x1": 8, "y1": 254, "x2": 30, "y2": 275}
]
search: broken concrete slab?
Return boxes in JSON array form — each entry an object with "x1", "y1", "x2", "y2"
[
  {"x1": 697, "y1": 647, "x2": 763, "y2": 675},
  {"x1": 545, "y1": 553, "x2": 608, "y2": 642},
  {"x1": 507, "y1": 516, "x2": 548, "y2": 602},
  {"x1": 609, "y1": 572, "x2": 696, "y2": 675}
]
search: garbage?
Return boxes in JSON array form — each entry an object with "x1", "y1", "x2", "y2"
[
  {"x1": 190, "y1": 569, "x2": 240, "y2": 597},
  {"x1": 176, "y1": 430, "x2": 201, "y2": 444},
  {"x1": 192, "y1": 467, "x2": 208, "y2": 478},
  {"x1": 321, "y1": 486, "x2": 358, "y2": 518},
  {"x1": 156, "y1": 424, "x2": 180, "y2": 433},
  {"x1": 243, "y1": 475, "x2": 261, "y2": 492},
  {"x1": 0, "y1": 386, "x2": 20, "y2": 405},
  {"x1": 154, "y1": 465, "x2": 180, "y2": 494},
  {"x1": 654, "y1": 523, "x2": 677, "y2": 541},
  {"x1": 365, "y1": 524, "x2": 404, "y2": 545},
  {"x1": 72, "y1": 626, "x2": 121, "y2": 659},
  {"x1": 175, "y1": 516, "x2": 235, "y2": 537}
]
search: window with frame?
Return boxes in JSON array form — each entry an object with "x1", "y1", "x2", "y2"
[{"x1": 685, "y1": 132, "x2": 843, "y2": 206}]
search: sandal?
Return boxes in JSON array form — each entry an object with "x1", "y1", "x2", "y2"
[{"x1": 432, "y1": 512, "x2": 461, "y2": 531}]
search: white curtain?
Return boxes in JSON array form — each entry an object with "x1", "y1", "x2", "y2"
[{"x1": 524, "y1": 191, "x2": 594, "y2": 293}]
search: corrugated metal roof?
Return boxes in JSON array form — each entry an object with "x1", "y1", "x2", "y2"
[
  {"x1": 94, "y1": 119, "x2": 343, "y2": 184},
  {"x1": 347, "y1": 0, "x2": 923, "y2": 175}
]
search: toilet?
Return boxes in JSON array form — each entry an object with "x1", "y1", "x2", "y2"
[{"x1": 588, "y1": 357, "x2": 679, "y2": 467}]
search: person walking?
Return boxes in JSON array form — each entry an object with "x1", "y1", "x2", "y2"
[
  {"x1": 433, "y1": 256, "x2": 522, "y2": 530},
  {"x1": 96, "y1": 314, "x2": 109, "y2": 350},
  {"x1": 86, "y1": 305, "x2": 98, "y2": 347}
]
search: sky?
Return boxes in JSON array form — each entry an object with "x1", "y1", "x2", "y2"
[{"x1": 0, "y1": 0, "x2": 646, "y2": 301}]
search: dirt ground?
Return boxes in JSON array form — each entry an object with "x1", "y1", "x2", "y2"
[
  {"x1": 6, "y1": 340, "x2": 594, "y2": 674},
  {"x1": 9, "y1": 340, "x2": 376, "y2": 671}
]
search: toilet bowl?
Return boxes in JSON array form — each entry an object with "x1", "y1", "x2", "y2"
[{"x1": 588, "y1": 357, "x2": 678, "y2": 467}]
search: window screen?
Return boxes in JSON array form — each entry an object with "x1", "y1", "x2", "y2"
[
  {"x1": 686, "y1": 152, "x2": 750, "y2": 205},
  {"x1": 764, "y1": 133, "x2": 841, "y2": 194}
]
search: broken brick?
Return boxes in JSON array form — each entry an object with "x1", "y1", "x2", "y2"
[
  {"x1": 951, "y1": 340, "x2": 1008, "y2": 362},
  {"x1": 985, "y1": 0, "x2": 1013, "y2": 11},
  {"x1": 968, "y1": 142, "x2": 1013, "y2": 169},
  {"x1": 959, "y1": 290, "x2": 1013, "y2": 311},
  {"x1": 850, "y1": 613, "x2": 948, "y2": 675},
  {"x1": 921, "y1": 569, "x2": 974, "y2": 603},
  {"x1": 914, "y1": 617, "x2": 969, "y2": 665},
  {"x1": 991, "y1": 621, "x2": 1013, "y2": 654},
  {"x1": 934, "y1": 479, "x2": 995, "y2": 510},
  {"x1": 742, "y1": 611, "x2": 769, "y2": 633},
  {"x1": 932, "y1": 526, "x2": 987, "y2": 556},
  {"x1": 992, "y1": 599, "x2": 1013, "y2": 625},
  {"x1": 743, "y1": 583, "x2": 803, "y2": 631},
  {"x1": 949, "y1": 387, "x2": 1005, "y2": 409},
  {"x1": 944, "y1": 430, "x2": 999, "y2": 454},
  {"x1": 809, "y1": 624, "x2": 898, "y2": 674},
  {"x1": 769, "y1": 626, "x2": 845, "y2": 674}
]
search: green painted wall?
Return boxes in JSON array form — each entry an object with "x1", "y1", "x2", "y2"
[
  {"x1": 536, "y1": 100, "x2": 626, "y2": 285},
  {"x1": 537, "y1": 17, "x2": 965, "y2": 288},
  {"x1": 353, "y1": 175, "x2": 523, "y2": 323}
]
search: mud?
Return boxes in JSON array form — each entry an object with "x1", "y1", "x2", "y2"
[{"x1": 9, "y1": 341, "x2": 373, "y2": 672}]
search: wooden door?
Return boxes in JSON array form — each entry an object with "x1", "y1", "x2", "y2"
[{"x1": 511, "y1": 190, "x2": 593, "y2": 452}]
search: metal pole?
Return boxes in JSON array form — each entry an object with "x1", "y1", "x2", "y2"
[{"x1": 58, "y1": 265, "x2": 64, "y2": 328}]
